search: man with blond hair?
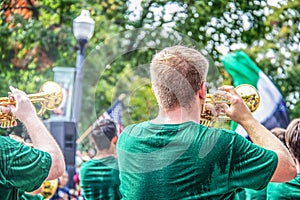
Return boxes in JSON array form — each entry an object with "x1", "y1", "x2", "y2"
[{"x1": 117, "y1": 45, "x2": 296, "y2": 199}]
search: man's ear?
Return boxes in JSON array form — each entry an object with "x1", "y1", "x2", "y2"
[
  {"x1": 111, "y1": 136, "x2": 118, "y2": 145},
  {"x1": 199, "y1": 81, "x2": 206, "y2": 100}
]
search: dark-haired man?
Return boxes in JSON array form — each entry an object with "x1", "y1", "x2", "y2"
[{"x1": 80, "y1": 119, "x2": 121, "y2": 200}]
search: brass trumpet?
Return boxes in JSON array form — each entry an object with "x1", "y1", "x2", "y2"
[
  {"x1": 41, "y1": 179, "x2": 59, "y2": 199},
  {"x1": 200, "y1": 84, "x2": 260, "y2": 127},
  {"x1": 0, "y1": 81, "x2": 63, "y2": 128}
]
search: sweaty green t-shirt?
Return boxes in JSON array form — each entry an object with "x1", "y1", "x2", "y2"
[
  {"x1": 21, "y1": 192, "x2": 44, "y2": 200},
  {"x1": 0, "y1": 136, "x2": 52, "y2": 200},
  {"x1": 267, "y1": 173, "x2": 300, "y2": 199},
  {"x1": 236, "y1": 187, "x2": 267, "y2": 200},
  {"x1": 117, "y1": 121, "x2": 278, "y2": 200},
  {"x1": 79, "y1": 156, "x2": 121, "y2": 200}
]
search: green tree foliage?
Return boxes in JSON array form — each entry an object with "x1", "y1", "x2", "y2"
[
  {"x1": 0, "y1": 0, "x2": 127, "y2": 136},
  {"x1": 245, "y1": 0, "x2": 300, "y2": 119}
]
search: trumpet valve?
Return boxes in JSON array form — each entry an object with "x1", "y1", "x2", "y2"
[{"x1": 0, "y1": 113, "x2": 16, "y2": 128}]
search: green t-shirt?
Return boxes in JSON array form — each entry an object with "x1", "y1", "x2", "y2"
[
  {"x1": 117, "y1": 121, "x2": 278, "y2": 200},
  {"x1": 236, "y1": 187, "x2": 267, "y2": 200},
  {"x1": 267, "y1": 173, "x2": 300, "y2": 199},
  {"x1": 21, "y1": 192, "x2": 44, "y2": 200},
  {"x1": 0, "y1": 136, "x2": 52, "y2": 200},
  {"x1": 79, "y1": 156, "x2": 121, "y2": 200}
]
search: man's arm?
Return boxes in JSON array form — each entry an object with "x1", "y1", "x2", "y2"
[
  {"x1": 219, "y1": 85, "x2": 296, "y2": 182},
  {"x1": 240, "y1": 118, "x2": 296, "y2": 182},
  {"x1": 8, "y1": 86, "x2": 65, "y2": 180}
]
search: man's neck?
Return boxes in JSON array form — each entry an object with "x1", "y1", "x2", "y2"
[
  {"x1": 151, "y1": 104, "x2": 201, "y2": 124},
  {"x1": 93, "y1": 148, "x2": 115, "y2": 159}
]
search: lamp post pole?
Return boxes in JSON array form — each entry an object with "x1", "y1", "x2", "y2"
[
  {"x1": 66, "y1": 9, "x2": 94, "y2": 189},
  {"x1": 72, "y1": 10, "x2": 95, "y2": 123},
  {"x1": 72, "y1": 39, "x2": 86, "y2": 123}
]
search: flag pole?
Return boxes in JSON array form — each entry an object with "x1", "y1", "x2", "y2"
[{"x1": 76, "y1": 93, "x2": 126, "y2": 144}]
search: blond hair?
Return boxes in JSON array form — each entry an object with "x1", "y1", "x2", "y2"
[{"x1": 150, "y1": 45, "x2": 208, "y2": 110}]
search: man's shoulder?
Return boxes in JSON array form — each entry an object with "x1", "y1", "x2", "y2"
[
  {"x1": 0, "y1": 135, "x2": 22, "y2": 149},
  {"x1": 119, "y1": 122, "x2": 147, "y2": 136}
]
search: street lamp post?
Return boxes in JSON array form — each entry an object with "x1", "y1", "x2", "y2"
[
  {"x1": 72, "y1": 10, "x2": 95, "y2": 123},
  {"x1": 65, "y1": 9, "x2": 94, "y2": 189}
]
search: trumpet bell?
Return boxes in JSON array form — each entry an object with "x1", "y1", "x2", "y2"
[
  {"x1": 37, "y1": 81, "x2": 63, "y2": 111},
  {"x1": 235, "y1": 84, "x2": 260, "y2": 112},
  {"x1": 41, "y1": 179, "x2": 59, "y2": 199}
]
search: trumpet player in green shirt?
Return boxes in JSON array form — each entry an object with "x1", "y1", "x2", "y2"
[
  {"x1": 117, "y1": 45, "x2": 296, "y2": 199},
  {"x1": 0, "y1": 86, "x2": 65, "y2": 200}
]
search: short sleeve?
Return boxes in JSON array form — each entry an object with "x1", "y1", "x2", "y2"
[
  {"x1": 229, "y1": 134, "x2": 278, "y2": 190},
  {"x1": 5, "y1": 139, "x2": 52, "y2": 192}
]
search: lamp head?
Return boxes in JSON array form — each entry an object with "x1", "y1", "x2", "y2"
[{"x1": 73, "y1": 10, "x2": 95, "y2": 41}]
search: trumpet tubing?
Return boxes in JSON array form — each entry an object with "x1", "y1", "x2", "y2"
[
  {"x1": 0, "y1": 81, "x2": 63, "y2": 128},
  {"x1": 200, "y1": 84, "x2": 260, "y2": 127},
  {"x1": 41, "y1": 179, "x2": 59, "y2": 199}
]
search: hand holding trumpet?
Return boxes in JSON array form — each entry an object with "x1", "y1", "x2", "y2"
[
  {"x1": 0, "y1": 81, "x2": 63, "y2": 128},
  {"x1": 216, "y1": 85, "x2": 255, "y2": 124},
  {"x1": 10, "y1": 86, "x2": 37, "y2": 121},
  {"x1": 200, "y1": 84, "x2": 260, "y2": 126},
  {"x1": 0, "y1": 86, "x2": 37, "y2": 127}
]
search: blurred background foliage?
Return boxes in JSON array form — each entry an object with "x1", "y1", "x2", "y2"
[{"x1": 0, "y1": 0, "x2": 299, "y2": 138}]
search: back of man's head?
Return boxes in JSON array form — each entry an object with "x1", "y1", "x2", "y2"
[
  {"x1": 91, "y1": 119, "x2": 117, "y2": 151},
  {"x1": 285, "y1": 118, "x2": 300, "y2": 163},
  {"x1": 150, "y1": 45, "x2": 208, "y2": 110}
]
